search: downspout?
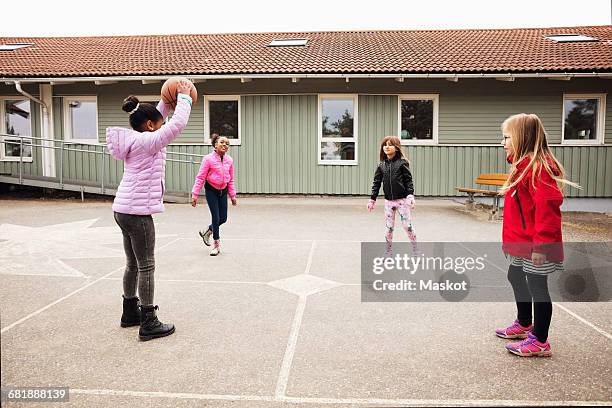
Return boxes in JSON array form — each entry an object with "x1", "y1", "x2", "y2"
[
  {"x1": 14, "y1": 81, "x2": 55, "y2": 177},
  {"x1": 15, "y1": 81, "x2": 46, "y2": 109}
]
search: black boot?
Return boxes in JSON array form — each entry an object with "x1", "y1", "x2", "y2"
[
  {"x1": 120, "y1": 296, "x2": 140, "y2": 328},
  {"x1": 139, "y1": 305, "x2": 175, "y2": 341}
]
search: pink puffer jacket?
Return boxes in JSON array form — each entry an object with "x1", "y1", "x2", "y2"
[
  {"x1": 191, "y1": 151, "x2": 236, "y2": 199},
  {"x1": 107, "y1": 95, "x2": 192, "y2": 215}
]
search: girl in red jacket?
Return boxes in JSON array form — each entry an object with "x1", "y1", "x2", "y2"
[{"x1": 495, "y1": 113, "x2": 578, "y2": 357}]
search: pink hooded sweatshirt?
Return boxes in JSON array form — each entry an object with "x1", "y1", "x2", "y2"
[
  {"x1": 106, "y1": 95, "x2": 192, "y2": 215},
  {"x1": 192, "y1": 150, "x2": 236, "y2": 200}
]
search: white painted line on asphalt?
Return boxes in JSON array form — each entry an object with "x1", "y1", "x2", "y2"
[
  {"x1": 156, "y1": 237, "x2": 182, "y2": 252},
  {"x1": 458, "y1": 242, "x2": 612, "y2": 341},
  {"x1": 1, "y1": 266, "x2": 124, "y2": 334},
  {"x1": 68, "y1": 389, "x2": 612, "y2": 406},
  {"x1": 275, "y1": 295, "x2": 308, "y2": 398},
  {"x1": 554, "y1": 303, "x2": 612, "y2": 341},
  {"x1": 304, "y1": 240, "x2": 316, "y2": 275},
  {"x1": 282, "y1": 396, "x2": 612, "y2": 406},
  {"x1": 102, "y1": 277, "x2": 267, "y2": 285},
  {"x1": 274, "y1": 240, "x2": 317, "y2": 397},
  {"x1": 281, "y1": 396, "x2": 612, "y2": 406},
  {"x1": 54, "y1": 258, "x2": 88, "y2": 278},
  {"x1": 70, "y1": 388, "x2": 274, "y2": 402},
  {"x1": 170, "y1": 236, "x2": 365, "y2": 243}
]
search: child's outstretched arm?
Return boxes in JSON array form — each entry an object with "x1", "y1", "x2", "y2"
[
  {"x1": 191, "y1": 156, "x2": 210, "y2": 205},
  {"x1": 401, "y1": 160, "x2": 416, "y2": 208},
  {"x1": 156, "y1": 100, "x2": 172, "y2": 122},
  {"x1": 368, "y1": 164, "x2": 383, "y2": 211},
  {"x1": 138, "y1": 80, "x2": 193, "y2": 154},
  {"x1": 229, "y1": 160, "x2": 237, "y2": 206}
]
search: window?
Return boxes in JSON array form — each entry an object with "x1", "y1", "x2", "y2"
[
  {"x1": 545, "y1": 34, "x2": 597, "y2": 43},
  {"x1": 318, "y1": 94, "x2": 357, "y2": 165},
  {"x1": 204, "y1": 95, "x2": 240, "y2": 145},
  {"x1": 63, "y1": 96, "x2": 98, "y2": 144},
  {"x1": 0, "y1": 98, "x2": 33, "y2": 162},
  {"x1": 562, "y1": 94, "x2": 606, "y2": 144},
  {"x1": 398, "y1": 94, "x2": 439, "y2": 145},
  {"x1": 268, "y1": 38, "x2": 308, "y2": 47}
]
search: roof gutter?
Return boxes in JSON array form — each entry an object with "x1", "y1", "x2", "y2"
[
  {"x1": 14, "y1": 81, "x2": 47, "y2": 108},
  {"x1": 3, "y1": 72, "x2": 612, "y2": 83}
]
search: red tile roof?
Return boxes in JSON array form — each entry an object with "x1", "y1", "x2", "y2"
[{"x1": 1, "y1": 26, "x2": 611, "y2": 78}]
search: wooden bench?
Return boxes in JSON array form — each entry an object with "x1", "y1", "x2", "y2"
[{"x1": 455, "y1": 173, "x2": 508, "y2": 218}]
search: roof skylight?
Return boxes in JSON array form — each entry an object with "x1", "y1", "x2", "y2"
[
  {"x1": 268, "y1": 38, "x2": 308, "y2": 47},
  {"x1": 0, "y1": 43, "x2": 34, "y2": 51},
  {"x1": 544, "y1": 34, "x2": 597, "y2": 43}
]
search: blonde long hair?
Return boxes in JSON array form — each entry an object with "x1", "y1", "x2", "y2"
[{"x1": 500, "y1": 113, "x2": 579, "y2": 193}]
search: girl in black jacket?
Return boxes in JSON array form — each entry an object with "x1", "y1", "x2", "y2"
[{"x1": 368, "y1": 136, "x2": 417, "y2": 256}]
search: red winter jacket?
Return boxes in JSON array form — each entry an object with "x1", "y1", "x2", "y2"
[{"x1": 502, "y1": 155, "x2": 564, "y2": 263}]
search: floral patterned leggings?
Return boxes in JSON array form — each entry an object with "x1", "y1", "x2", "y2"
[{"x1": 384, "y1": 197, "x2": 417, "y2": 255}]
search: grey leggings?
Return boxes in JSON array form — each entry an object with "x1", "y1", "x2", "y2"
[{"x1": 113, "y1": 212, "x2": 155, "y2": 306}]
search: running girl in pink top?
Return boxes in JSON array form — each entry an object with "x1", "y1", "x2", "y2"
[{"x1": 191, "y1": 134, "x2": 237, "y2": 256}]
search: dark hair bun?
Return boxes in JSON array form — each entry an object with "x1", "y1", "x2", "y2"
[
  {"x1": 122, "y1": 95, "x2": 140, "y2": 113},
  {"x1": 211, "y1": 133, "x2": 220, "y2": 146}
]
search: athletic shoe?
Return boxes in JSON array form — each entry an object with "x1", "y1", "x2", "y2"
[
  {"x1": 505, "y1": 332, "x2": 552, "y2": 357},
  {"x1": 199, "y1": 228, "x2": 212, "y2": 246},
  {"x1": 210, "y1": 240, "x2": 220, "y2": 256},
  {"x1": 495, "y1": 320, "x2": 533, "y2": 339}
]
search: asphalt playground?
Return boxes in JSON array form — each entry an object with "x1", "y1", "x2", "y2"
[{"x1": 1, "y1": 196, "x2": 610, "y2": 407}]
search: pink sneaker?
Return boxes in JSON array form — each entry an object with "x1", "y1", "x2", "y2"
[
  {"x1": 506, "y1": 332, "x2": 552, "y2": 357},
  {"x1": 495, "y1": 320, "x2": 533, "y2": 339}
]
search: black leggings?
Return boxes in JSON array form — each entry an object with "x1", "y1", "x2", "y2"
[{"x1": 507, "y1": 264, "x2": 552, "y2": 342}]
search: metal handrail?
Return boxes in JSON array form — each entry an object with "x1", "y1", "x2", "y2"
[
  {"x1": 0, "y1": 134, "x2": 205, "y2": 159},
  {"x1": 0, "y1": 133, "x2": 206, "y2": 195}
]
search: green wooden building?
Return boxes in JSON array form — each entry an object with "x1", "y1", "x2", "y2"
[{"x1": 1, "y1": 26, "x2": 611, "y2": 198}]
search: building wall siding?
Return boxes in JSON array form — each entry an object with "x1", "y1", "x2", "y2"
[{"x1": 1, "y1": 80, "x2": 610, "y2": 197}]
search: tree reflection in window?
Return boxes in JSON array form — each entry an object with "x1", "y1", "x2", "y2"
[
  {"x1": 322, "y1": 99, "x2": 354, "y2": 138},
  {"x1": 564, "y1": 99, "x2": 597, "y2": 140},
  {"x1": 400, "y1": 100, "x2": 433, "y2": 140},
  {"x1": 5, "y1": 100, "x2": 31, "y2": 136},
  {"x1": 209, "y1": 100, "x2": 238, "y2": 139},
  {"x1": 320, "y1": 142, "x2": 355, "y2": 161},
  {"x1": 3, "y1": 99, "x2": 32, "y2": 158}
]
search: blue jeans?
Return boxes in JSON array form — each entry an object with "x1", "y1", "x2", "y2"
[{"x1": 205, "y1": 183, "x2": 228, "y2": 240}]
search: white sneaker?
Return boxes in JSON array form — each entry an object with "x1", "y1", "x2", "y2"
[
  {"x1": 210, "y1": 240, "x2": 220, "y2": 256},
  {"x1": 199, "y1": 228, "x2": 212, "y2": 246}
]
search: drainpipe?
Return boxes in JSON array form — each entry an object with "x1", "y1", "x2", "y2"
[{"x1": 14, "y1": 81, "x2": 55, "y2": 177}]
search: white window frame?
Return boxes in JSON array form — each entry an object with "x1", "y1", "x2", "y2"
[
  {"x1": 204, "y1": 95, "x2": 241, "y2": 146},
  {"x1": 561, "y1": 93, "x2": 606, "y2": 145},
  {"x1": 318, "y1": 94, "x2": 358, "y2": 166},
  {"x1": 0, "y1": 96, "x2": 33, "y2": 162},
  {"x1": 397, "y1": 94, "x2": 439, "y2": 145},
  {"x1": 63, "y1": 96, "x2": 99, "y2": 144}
]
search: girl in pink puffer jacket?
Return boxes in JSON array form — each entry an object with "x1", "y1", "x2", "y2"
[
  {"x1": 191, "y1": 134, "x2": 237, "y2": 256},
  {"x1": 107, "y1": 79, "x2": 192, "y2": 342}
]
